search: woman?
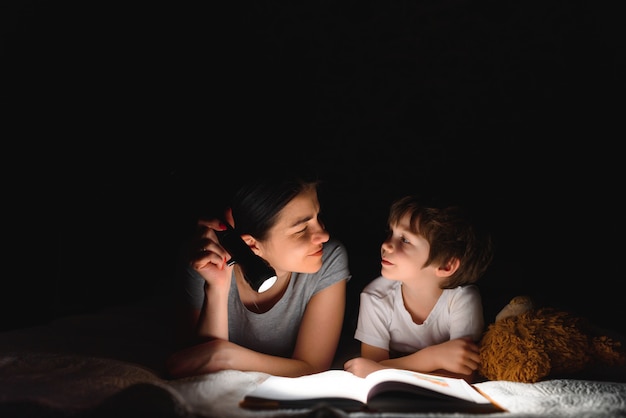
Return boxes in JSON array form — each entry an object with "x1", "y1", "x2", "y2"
[{"x1": 166, "y1": 172, "x2": 351, "y2": 378}]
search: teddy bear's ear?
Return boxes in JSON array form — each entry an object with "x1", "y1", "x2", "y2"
[{"x1": 494, "y1": 295, "x2": 534, "y2": 322}]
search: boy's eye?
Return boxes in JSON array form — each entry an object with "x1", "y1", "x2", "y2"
[{"x1": 400, "y1": 236, "x2": 411, "y2": 244}]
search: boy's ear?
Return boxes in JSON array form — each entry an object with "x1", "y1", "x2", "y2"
[{"x1": 436, "y1": 258, "x2": 460, "y2": 277}]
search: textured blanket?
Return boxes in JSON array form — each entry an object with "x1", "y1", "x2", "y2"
[
  {"x1": 1, "y1": 304, "x2": 625, "y2": 418},
  {"x1": 1, "y1": 351, "x2": 625, "y2": 418}
]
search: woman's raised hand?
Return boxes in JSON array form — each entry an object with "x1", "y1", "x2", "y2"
[{"x1": 190, "y1": 218, "x2": 232, "y2": 287}]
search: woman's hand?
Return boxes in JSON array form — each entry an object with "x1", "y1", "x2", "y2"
[
  {"x1": 189, "y1": 218, "x2": 233, "y2": 289},
  {"x1": 166, "y1": 338, "x2": 237, "y2": 378}
]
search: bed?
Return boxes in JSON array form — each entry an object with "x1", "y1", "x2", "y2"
[{"x1": 1, "y1": 300, "x2": 625, "y2": 418}]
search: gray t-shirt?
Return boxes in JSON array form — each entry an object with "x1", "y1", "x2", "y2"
[{"x1": 181, "y1": 238, "x2": 351, "y2": 357}]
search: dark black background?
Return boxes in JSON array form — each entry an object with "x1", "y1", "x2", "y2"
[{"x1": 4, "y1": 1, "x2": 624, "y2": 335}]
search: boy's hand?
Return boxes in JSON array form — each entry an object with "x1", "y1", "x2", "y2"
[
  {"x1": 344, "y1": 357, "x2": 386, "y2": 378},
  {"x1": 431, "y1": 337, "x2": 480, "y2": 375}
]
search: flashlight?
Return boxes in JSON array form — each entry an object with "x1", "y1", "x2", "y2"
[{"x1": 215, "y1": 223, "x2": 277, "y2": 293}]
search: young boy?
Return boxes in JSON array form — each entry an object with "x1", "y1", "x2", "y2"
[{"x1": 344, "y1": 195, "x2": 494, "y2": 381}]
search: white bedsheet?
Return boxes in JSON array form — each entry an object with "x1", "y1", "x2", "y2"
[
  {"x1": 2, "y1": 351, "x2": 625, "y2": 418},
  {"x1": 1, "y1": 304, "x2": 625, "y2": 418}
]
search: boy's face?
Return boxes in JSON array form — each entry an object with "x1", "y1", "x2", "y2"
[{"x1": 380, "y1": 213, "x2": 435, "y2": 283}]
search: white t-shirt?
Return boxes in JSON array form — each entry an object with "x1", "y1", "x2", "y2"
[{"x1": 354, "y1": 276, "x2": 484, "y2": 356}]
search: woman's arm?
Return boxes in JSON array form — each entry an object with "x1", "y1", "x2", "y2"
[
  {"x1": 168, "y1": 279, "x2": 347, "y2": 378},
  {"x1": 189, "y1": 219, "x2": 233, "y2": 340},
  {"x1": 289, "y1": 279, "x2": 347, "y2": 373},
  {"x1": 195, "y1": 280, "x2": 230, "y2": 340},
  {"x1": 242, "y1": 279, "x2": 348, "y2": 377}
]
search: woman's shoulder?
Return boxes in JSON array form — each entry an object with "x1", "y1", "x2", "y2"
[
  {"x1": 321, "y1": 239, "x2": 349, "y2": 264},
  {"x1": 299, "y1": 238, "x2": 351, "y2": 288},
  {"x1": 323, "y1": 238, "x2": 346, "y2": 252}
]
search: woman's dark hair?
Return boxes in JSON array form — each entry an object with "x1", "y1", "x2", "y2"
[
  {"x1": 230, "y1": 173, "x2": 320, "y2": 241},
  {"x1": 388, "y1": 195, "x2": 494, "y2": 288}
]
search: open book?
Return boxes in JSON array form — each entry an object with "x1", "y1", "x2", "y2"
[{"x1": 240, "y1": 368, "x2": 505, "y2": 413}]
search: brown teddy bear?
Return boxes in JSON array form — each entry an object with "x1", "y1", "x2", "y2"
[{"x1": 478, "y1": 295, "x2": 626, "y2": 383}]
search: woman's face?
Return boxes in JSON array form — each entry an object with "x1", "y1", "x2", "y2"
[{"x1": 256, "y1": 187, "x2": 330, "y2": 275}]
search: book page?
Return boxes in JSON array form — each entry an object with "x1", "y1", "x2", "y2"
[
  {"x1": 244, "y1": 370, "x2": 371, "y2": 403},
  {"x1": 365, "y1": 369, "x2": 491, "y2": 404}
]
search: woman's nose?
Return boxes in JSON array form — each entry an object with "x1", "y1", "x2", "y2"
[{"x1": 313, "y1": 222, "x2": 330, "y2": 243}]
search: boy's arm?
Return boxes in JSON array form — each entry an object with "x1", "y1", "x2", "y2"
[
  {"x1": 344, "y1": 342, "x2": 389, "y2": 377},
  {"x1": 379, "y1": 337, "x2": 480, "y2": 377},
  {"x1": 361, "y1": 342, "x2": 390, "y2": 361}
]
